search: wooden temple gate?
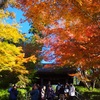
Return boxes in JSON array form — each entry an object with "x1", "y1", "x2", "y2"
[{"x1": 36, "y1": 67, "x2": 76, "y2": 86}]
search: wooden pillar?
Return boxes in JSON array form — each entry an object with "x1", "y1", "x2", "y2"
[{"x1": 41, "y1": 78, "x2": 43, "y2": 87}]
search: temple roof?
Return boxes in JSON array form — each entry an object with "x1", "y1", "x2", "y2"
[{"x1": 37, "y1": 67, "x2": 76, "y2": 75}]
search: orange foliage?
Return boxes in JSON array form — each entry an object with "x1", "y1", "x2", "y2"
[
  {"x1": 16, "y1": 0, "x2": 100, "y2": 70},
  {"x1": 69, "y1": 72, "x2": 90, "y2": 82}
]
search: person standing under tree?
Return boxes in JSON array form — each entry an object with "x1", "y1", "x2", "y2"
[
  {"x1": 41, "y1": 85, "x2": 46, "y2": 100},
  {"x1": 30, "y1": 84, "x2": 39, "y2": 100},
  {"x1": 46, "y1": 85, "x2": 54, "y2": 100},
  {"x1": 46, "y1": 81, "x2": 51, "y2": 93},
  {"x1": 59, "y1": 85, "x2": 65, "y2": 100},
  {"x1": 69, "y1": 84, "x2": 75, "y2": 100},
  {"x1": 64, "y1": 83, "x2": 69, "y2": 100},
  {"x1": 8, "y1": 84, "x2": 18, "y2": 100},
  {"x1": 56, "y1": 83, "x2": 61, "y2": 99}
]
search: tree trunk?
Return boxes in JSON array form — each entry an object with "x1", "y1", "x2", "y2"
[{"x1": 92, "y1": 79, "x2": 96, "y2": 90}]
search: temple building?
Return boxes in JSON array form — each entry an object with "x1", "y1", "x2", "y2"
[{"x1": 36, "y1": 65, "x2": 76, "y2": 86}]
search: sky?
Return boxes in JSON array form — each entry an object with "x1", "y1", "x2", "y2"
[
  {"x1": 7, "y1": 7, "x2": 30, "y2": 36},
  {"x1": 7, "y1": 7, "x2": 54, "y2": 64}
]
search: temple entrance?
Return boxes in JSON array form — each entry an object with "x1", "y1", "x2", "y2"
[{"x1": 36, "y1": 67, "x2": 76, "y2": 86}]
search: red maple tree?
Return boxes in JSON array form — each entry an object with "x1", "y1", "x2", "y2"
[{"x1": 16, "y1": 0, "x2": 100, "y2": 88}]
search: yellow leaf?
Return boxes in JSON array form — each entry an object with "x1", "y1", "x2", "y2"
[{"x1": 76, "y1": 0, "x2": 83, "y2": 6}]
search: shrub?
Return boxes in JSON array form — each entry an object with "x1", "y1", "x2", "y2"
[
  {"x1": 0, "y1": 88, "x2": 30, "y2": 100},
  {"x1": 0, "y1": 89, "x2": 9, "y2": 100},
  {"x1": 75, "y1": 86, "x2": 100, "y2": 100},
  {"x1": 17, "y1": 88, "x2": 28, "y2": 100}
]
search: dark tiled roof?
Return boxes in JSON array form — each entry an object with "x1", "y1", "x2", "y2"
[{"x1": 37, "y1": 67, "x2": 76, "y2": 74}]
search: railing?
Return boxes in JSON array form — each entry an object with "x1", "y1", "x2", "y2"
[{"x1": 75, "y1": 90, "x2": 87, "y2": 100}]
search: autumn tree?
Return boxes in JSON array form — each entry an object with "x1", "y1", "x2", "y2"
[
  {"x1": 21, "y1": 32, "x2": 43, "y2": 83},
  {"x1": 16, "y1": 0, "x2": 100, "y2": 88},
  {"x1": 0, "y1": 1, "x2": 37, "y2": 87}
]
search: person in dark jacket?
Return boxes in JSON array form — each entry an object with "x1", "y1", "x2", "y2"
[
  {"x1": 56, "y1": 83, "x2": 61, "y2": 99},
  {"x1": 30, "y1": 84, "x2": 39, "y2": 100},
  {"x1": 59, "y1": 85, "x2": 65, "y2": 100},
  {"x1": 46, "y1": 85, "x2": 54, "y2": 100},
  {"x1": 8, "y1": 84, "x2": 18, "y2": 100},
  {"x1": 37, "y1": 84, "x2": 41, "y2": 100}
]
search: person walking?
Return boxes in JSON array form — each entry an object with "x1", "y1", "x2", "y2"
[{"x1": 8, "y1": 84, "x2": 18, "y2": 100}]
